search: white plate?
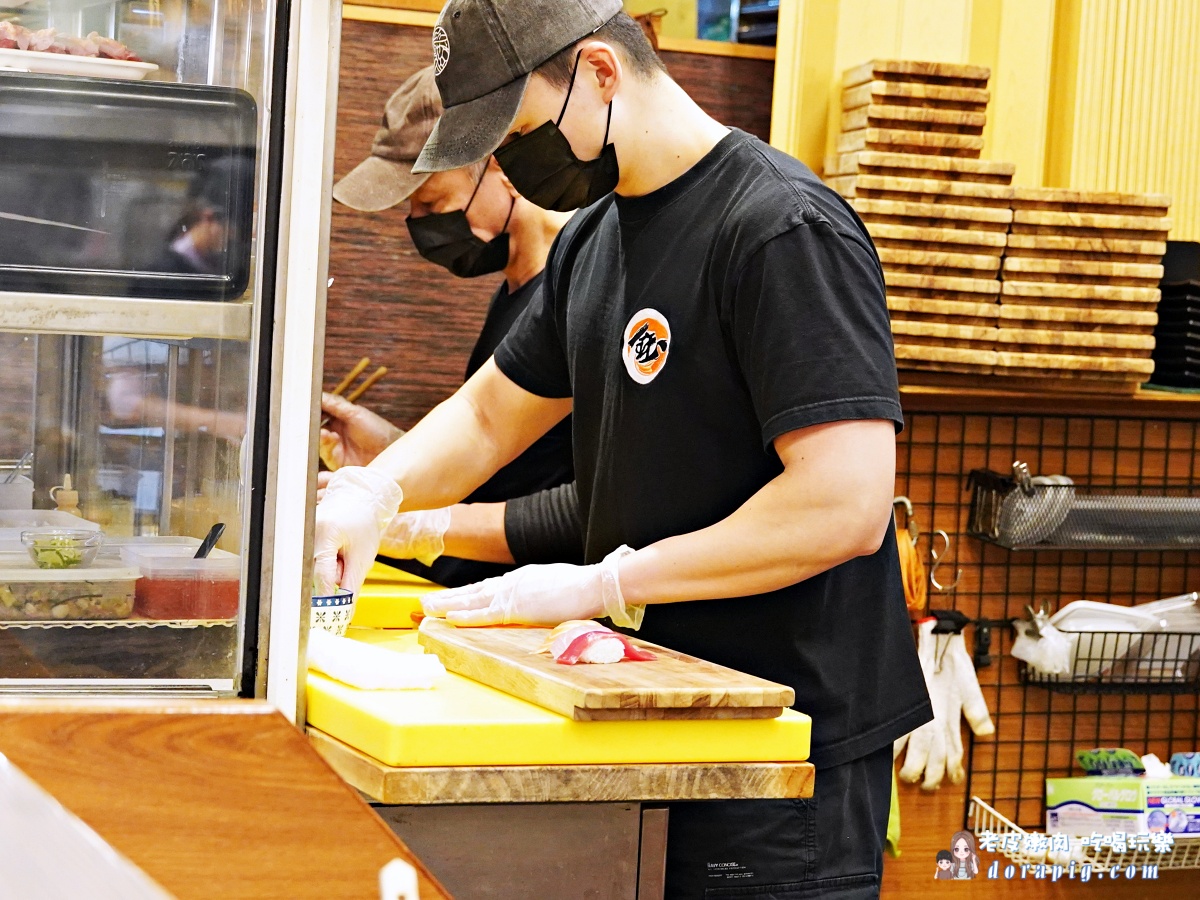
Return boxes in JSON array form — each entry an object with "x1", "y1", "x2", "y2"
[{"x1": 0, "y1": 47, "x2": 158, "y2": 81}]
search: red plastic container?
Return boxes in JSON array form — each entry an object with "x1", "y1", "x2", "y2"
[{"x1": 119, "y1": 545, "x2": 240, "y2": 620}]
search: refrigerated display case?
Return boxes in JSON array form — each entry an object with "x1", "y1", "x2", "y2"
[{"x1": 0, "y1": 0, "x2": 340, "y2": 710}]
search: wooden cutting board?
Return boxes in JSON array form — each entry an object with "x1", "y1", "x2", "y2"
[
  {"x1": 1012, "y1": 186, "x2": 1171, "y2": 216},
  {"x1": 840, "y1": 104, "x2": 986, "y2": 134},
  {"x1": 996, "y1": 351, "x2": 1156, "y2": 376},
  {"x1": 1001, "y1": 257, "x2": 1164, "y2": 286},
  {"x1": 416, "y1": 620, "x2": 795, "y2": 721},
  {"x1": 825, "y1": 150, "x2": 1014, "y2": 183},
  {"x1": 878, "y1": 247, "x2": 1002, "y2": 273},
  {"x1": 1005, "y1": 233, "x2": 1167, "y2": 259},
  {"x1": 842, "y1": 59, "x2": 991, "y2": 89},
  {"x1": 841, "y1": 79, "x2": 990, "y2": 112},
  {"x1": 888, "y1": 296, "x2": 1000, "y2": 320},
  {"x1": 838, "y1": 127, "x2": 984, "y2": 157},
  {"x1": 996, "y1": 328, "x2": 1156, "y2": 353},
  {"x1": 894, "y1": 344, "x2": 998, "y2": 365},
  {"x1": 884, "y1": 271, "x2": 1001, "y2": 294},
  {"x1": 830, "y1": 173, "x2": 1013, "y2": 205},
  {"x1": 1012, "y1": 209, "x2": 1172, "y2": 238},
  {"x1": 867, "y1": 222, "x2": 1008, "y2": 251},
  {"x1": 856, "y1": 197, "x2": 1012, "y2": 228},
  {"x1": 1000, "y1": 280, "x2": 1161, "y2": 304},
  {"x1": 998, "y1": 304, "x2": 1158, "y2": 328},
  {"x1": 892, "y1": 320, "x2": 998, "y2": 342}
]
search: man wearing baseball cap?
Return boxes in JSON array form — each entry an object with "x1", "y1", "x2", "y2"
[
  {"x1": 315, "y1": 3, "x2": 931, "y2": 896},
  {"x1": 323, "y1": 66, "x2": 576, "y2": 588}
]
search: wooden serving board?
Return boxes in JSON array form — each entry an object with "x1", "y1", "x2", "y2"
[
  {"x1": 856, "y1": 197, "x2": 1012, "y2": 229},
  {"x1": 417, "y1": 620, "x2": 795, "y2": 721},
  {"x1": 838, "y1": 127, "x2": 984, "y2": 157},
  {"x1": 878, "y1": 246, "x2": 1001, "y2": 273},
  {"x1": 829, "y1": 173, "x2": 1013, "y2": 205},
  {"x1": 825, "y1": 150, "x2": 1014, "y2": 183},
  {"x1": 840, "y1": 104, "x2": 986, "y2": 134},
  {"x1": 867, "y1": 222, "x2": 1008, "y2": 252},
  {"x1": 1000, "y1": 280, "x2": 1161, "y2": 304},
  {"x1": 1001, "y1": 257, "x2": 1165, "y2": 287},
  {"x1": 1012, "y1": 186, "x2": 1171, "y2": 216},
  {"x1": 841, "y1": 80, "x2": 989, "y2": 113},
  {"x1": 1005, "y1": 233, "x2": 1167, "y2": 259},
  {"x1": 842, "y1": 59, "x2": 991, "y2": 89},
  {"x1": 884, "y1": 271, "x2": 1001, "y2": 294}
]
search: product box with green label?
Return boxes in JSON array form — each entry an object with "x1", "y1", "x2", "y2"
[
  {"x1": 1046, "y1": 777, "x2": 1145, "y2": 835},
  {"x1": 1047, "y1": 776, "x2": 1200, "y2": 835}
]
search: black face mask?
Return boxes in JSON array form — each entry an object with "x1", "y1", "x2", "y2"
[
  {"x1": 406, "y1": 173, "x2": 514, "y2": 278},
  {"x1": 494, "y1": 51, "x2": 619, "y2": 212}
]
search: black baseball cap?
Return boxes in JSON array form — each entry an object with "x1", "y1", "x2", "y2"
[{"x1": 413, "y1": 0, "x2": 622, "y2": 174}]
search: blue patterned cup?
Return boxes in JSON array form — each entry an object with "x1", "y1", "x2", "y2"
[{"x1": 311, "y1": 589, "x2": 355, "y2": 636}]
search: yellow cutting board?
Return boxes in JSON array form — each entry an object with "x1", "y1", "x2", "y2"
[
  {"x1": 306, "y1": 632, "x2": 811, "y2": 768},
  {"x1": 350, "y1": 563, "x2": 443, "y2": 629},
  {"x1": 418, "y1": 619, "x2": 795, "y2": 720}
]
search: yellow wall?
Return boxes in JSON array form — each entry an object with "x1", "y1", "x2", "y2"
[
  {"x1": 625, "y1": 1, "x2": 698, "y2": 41},
  {"x1": 771, "y1": 0, "x2": 1199, "y2": 240}
]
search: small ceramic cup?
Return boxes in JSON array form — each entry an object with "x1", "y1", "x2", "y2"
[{"x1": 311, "y1": 589, "x2": 355, "y2": 636}]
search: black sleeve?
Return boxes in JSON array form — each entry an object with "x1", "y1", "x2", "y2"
[
  {"x1": 504, "y1": 481, "x2": 584, "y2": 565},
  {"x1": 493, "y1": 263, "x2": 572, "y2": 399},
  {"x1": 729, "y1": 221, "x2": 904, "y2": 446}
]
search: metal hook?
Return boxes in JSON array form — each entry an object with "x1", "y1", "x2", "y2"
[
  {"x1": 893, "y1": 496, "x2": 918, "y2": 546},
  {"x1": 930, "y1": 529, "x2": 963, "y2": 592}
]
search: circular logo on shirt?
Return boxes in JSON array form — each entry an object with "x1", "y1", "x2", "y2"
[
  {"x1": 622, "y1": 308, "x2": 671, "y2": 384},
  {"x1": 432, "y1": 26, "x2": 451, "y2": 75}
]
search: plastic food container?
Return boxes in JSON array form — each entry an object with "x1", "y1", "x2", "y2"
[
  {"x1": 21, "y1": 529, "x2": 103, "y2": 569},
  {"x1": 0, "y1": 560, "x2": 138, "y2": 621},
  {"x1": 119, "y1": 544, "x2": 240, "y2": 620},
  {"x1": 0, "y1": 510, "x2": 99, "y2": 554}
]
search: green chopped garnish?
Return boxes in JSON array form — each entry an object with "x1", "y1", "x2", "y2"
[{"x1": 30, "y1": 538, "x2": 85, "y2": 569}]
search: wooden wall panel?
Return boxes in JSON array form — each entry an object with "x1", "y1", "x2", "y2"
[{"x1": 325, "y1": 19, "x2": 774, "y2": 429}]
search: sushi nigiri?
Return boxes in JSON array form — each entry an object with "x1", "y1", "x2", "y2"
[{"x1": 539, "y1": 620, "x2": 657, "y2": 666}]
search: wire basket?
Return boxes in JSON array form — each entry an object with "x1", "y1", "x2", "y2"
[
  {"x1": 1020, "y1": 630, "x2": 1200, "y2": 694},
  {"x1": 967, "y1": 468, "x2": 1200, "y2": 551},
  {"x1": 969, "y1": 797, "x2": 1200, "y2": 873}
]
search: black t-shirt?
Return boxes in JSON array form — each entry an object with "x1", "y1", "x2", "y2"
[
  {"x1": 495, "y1": 130, "x2": 931, "y2": 767},
  {"x1": 387, "y1": 271, "x2": 575, "y2": 588}
]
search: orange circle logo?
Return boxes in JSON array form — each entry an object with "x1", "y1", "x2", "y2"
[{"x1": 622, "y1": 308, "x2": 671, "y2": 384}]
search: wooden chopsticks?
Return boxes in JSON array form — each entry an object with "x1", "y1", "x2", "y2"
[{"x1": 321, "y1": 356, "x2": 388, "y2": 427}]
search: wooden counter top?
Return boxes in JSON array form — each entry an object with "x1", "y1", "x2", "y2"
[
  {"x1": 309, "y1": 727, "x2": 815, "y2": 805},
  {"x1": 0, "y1": 698, "x2": 449, "y2": 900}
]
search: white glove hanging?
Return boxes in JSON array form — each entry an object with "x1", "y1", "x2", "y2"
[{"x1": 897, "y1": 618, "x2": 994, "y2": 790}]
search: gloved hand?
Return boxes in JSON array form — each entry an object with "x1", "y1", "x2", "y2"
[
  {"x1": 380, "y1": 507, "x2": 454, "y2": 566},
  {"x1": 313, "y1": 467, "x2": 403, "y2": 596},
  {"x1": 320, "y1": 393, "x2": 403, "y2": 471},
  {"x1": 422, "y1": 546, "x2": 644, "y2": 628},
  {"x1": 897, "y1": 619, "x2": 995, "y2": 790}
]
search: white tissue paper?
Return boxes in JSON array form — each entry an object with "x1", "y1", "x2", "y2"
[
  {"x1": 307, "y1": 628, "x2": 445, "y2": 690},
  {"x1": 1141, "y1": 753, "x2": 1174, "y2": 778},
  {"x1": 1010, "y1": 619, "x2": 1073, "y2": 675}
]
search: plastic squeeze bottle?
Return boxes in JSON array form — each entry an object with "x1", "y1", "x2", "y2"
[{"x1": 50, "y1": 475, "x2": 83, "y2": 517}]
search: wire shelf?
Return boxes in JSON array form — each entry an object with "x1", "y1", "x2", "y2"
[
  {"x1": 1020, "y1": 630, "x2": 1200, "y2": 695},
  {"x1": 967, "y1": 468, "x2": 1200, "y2": 551},
  {"x1": 970, "y1": 797, "x2": 1200, "y2": 873}
]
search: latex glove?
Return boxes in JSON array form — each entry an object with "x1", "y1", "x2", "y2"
[
  {"x1": 312, "y1": 467, "x2": 403, "y2": 596},
  {"x1": 898, "y1": 619, "x2": 950, "y2": 789},
  {"x1": 319, "y1": 393, "x2": 403, "y2": 471},
  {"x1": 942, "y1": 632, "x2": 995, "y2": 784},
  {"x1": 422, "y1": 546, "x2": 644, "y2": 628},
  {"x1": 380, "y1": 507, "x2": 453, "y2": 566}
]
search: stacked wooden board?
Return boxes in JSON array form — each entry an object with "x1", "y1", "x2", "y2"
[
  {"x1": 826, "y1": 60, "x2": 1013, "y2": 375},
  {"x1": 825, "y1": 58, "x2": 1173, "y2": 392},
  {"x1": 997, "y1": 188, "x2": 1170, "y2": 391}
]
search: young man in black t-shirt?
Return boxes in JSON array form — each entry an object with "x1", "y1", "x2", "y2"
[
  {"x1": 321, "y1": 66, "x2": 575, "y2": 588},
  {"x1": 313, "y1": 3, "x2": 932, "y2": 897}
]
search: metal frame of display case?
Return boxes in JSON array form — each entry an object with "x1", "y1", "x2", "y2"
[{"x1": 0, "y1": 0, "x2": 342, "y2": 721}]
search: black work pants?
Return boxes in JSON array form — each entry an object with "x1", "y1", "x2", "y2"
[{"x1": 662, "y1": 743, "x2": 893, "y2": 899}]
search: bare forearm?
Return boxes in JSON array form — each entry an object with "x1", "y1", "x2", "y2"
[
  {"x1": 442, "y1": 503, "x2": 516, "y2": 564},
  {"x1": 618, "y1": 420, "x2": 896, "y2": 606}
]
